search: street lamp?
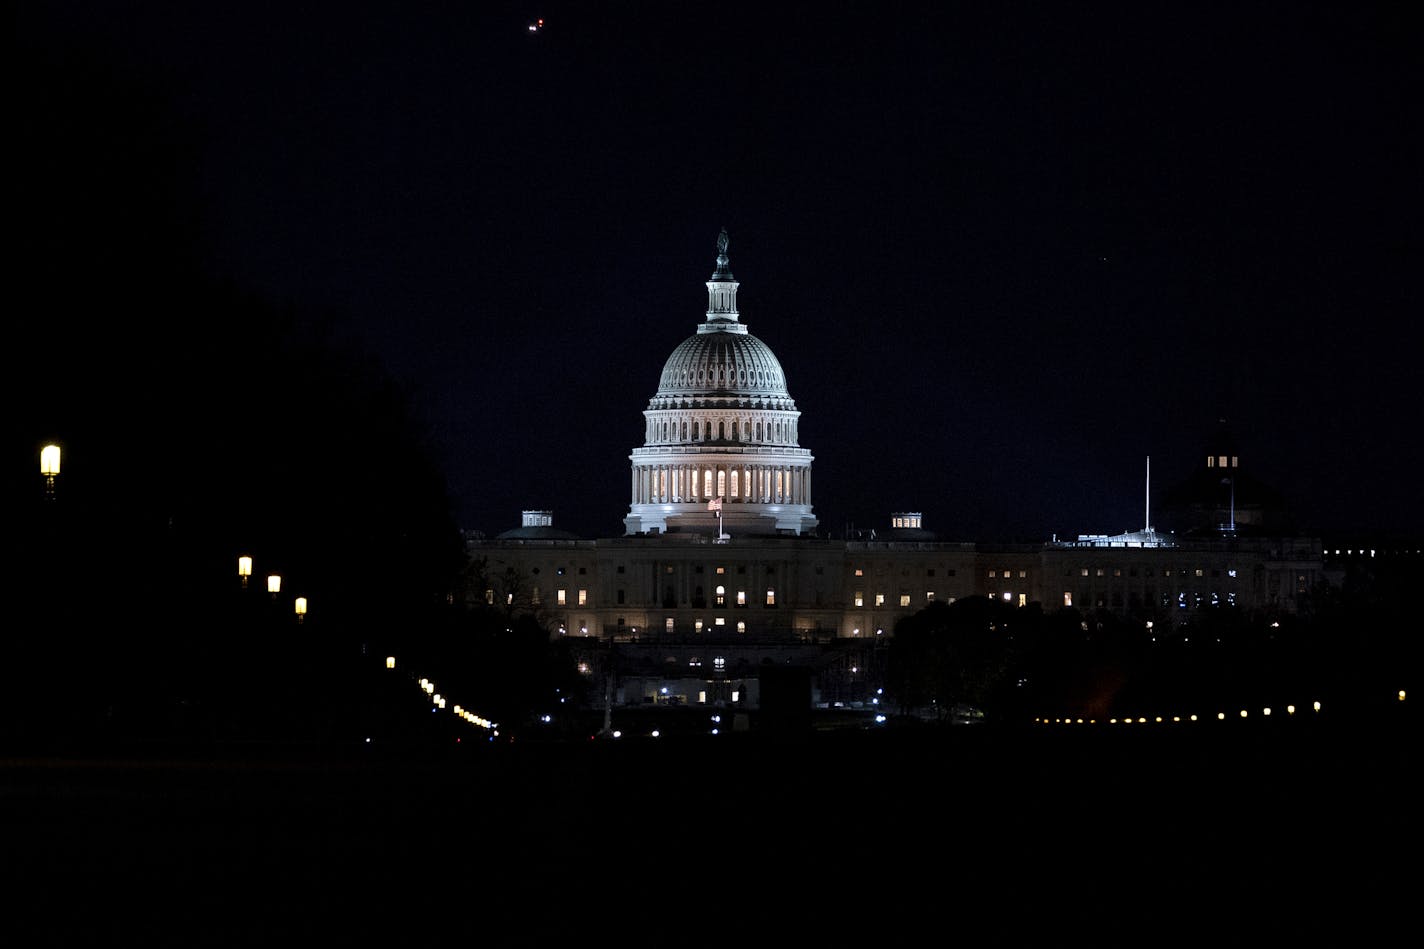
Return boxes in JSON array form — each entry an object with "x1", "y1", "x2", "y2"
[
  {"x1": 40, "y1": 444, "x2": 61, "y2": 499},
  {"x1": 238, "y1": 556, "x2": 253, "y2": 590},
  {"x1": 267, "y1": 574, "x2": 282, "y2": 598},
  {"x1": 294, "y1": 597, "x2": 308, "y2": 624}
]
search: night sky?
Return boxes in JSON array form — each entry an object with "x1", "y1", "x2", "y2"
[{"x1": 16, "y1": 1, "x2": 1421, "y2": 541}]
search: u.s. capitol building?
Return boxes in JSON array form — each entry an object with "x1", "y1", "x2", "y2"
[{"x1": 466, "y1": 232, "x2": 1323, "y2": 708}]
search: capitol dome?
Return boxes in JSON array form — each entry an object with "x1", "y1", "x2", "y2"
[
  {"x1": 624, "y1": 230, "x2": 816, "y2": 537},
  {"x1": 652, "y1": 332, "x2": 794, "y2": 409}
]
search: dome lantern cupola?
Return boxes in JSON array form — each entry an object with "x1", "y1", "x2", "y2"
[{"x1": 703, "y1": 227, "x2": 744, "y2": 331}]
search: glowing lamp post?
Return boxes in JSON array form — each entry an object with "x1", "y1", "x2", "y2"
[
  {"x1": 40, "y1": 444, "x2": 61, "y2": 499},
  {"x1": 294, "y1": 597, "x2": 308, "y2": 624},
  {"x1": 267, "y1": 574, "x2": 282, "y2": 599},
  {"x1": 238, "y1": 556, "x2": 253, "y2": 590}
]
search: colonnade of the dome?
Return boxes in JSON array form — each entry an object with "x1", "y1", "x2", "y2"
[
  {"x1": 643, "y1": 411, "x2": 800, "y2": 446},
  {"x1": 630, "y1": 462, "x2": 811, "y2": 506}
]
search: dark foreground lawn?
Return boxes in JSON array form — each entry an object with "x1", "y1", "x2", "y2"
[{"x1": 4, "y1": 713, "x2": 1415, "y2": 946}]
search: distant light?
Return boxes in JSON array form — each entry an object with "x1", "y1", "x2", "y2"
[
  {"x1": 875, "y1": 714, "x2": 886, "y2": 724},
  {"x1": 1263, "y1": 707, "x2": 1271, "y2": 716},
  {"x1": 40, "y1": 444, "x2": 61, "y2": 477},
  {"x1": 1240, "y1": 709, "x2": 1248, "y2": 718},
  {"x1": 1218, "y1": 712, "x2": 1225, "y2": 720},
  {"x1": 612, "y1": 730, "x2": 622, "y2": 738},
  {"x1": 294, "y1": 596, "x2": 307, "y2": 619},
  {"x1": 1190, "y1": 715, "x2": 1198, "y2": 721},
  {"x1": 1400, "y1": 690, "x2": 1407, "y2": 702},
  {"x1": 651, "y1": 730, "x2": 660, "y2": 738},
  {"x1": 1286, "y1": 705, "x2": 1295, "y2": 714},
  {"x1": 386, "y1": 656, "x2": 396, "y2": 670},
  {"x1": 267, "y1": 575, "x2": 281, "y2": 595},
  {"x1": 1314, "y1": 701, "x2": 1322, "y2": 712},
  {"x1": 238, "y1": 556, "x2": 252, "y2": 580}
]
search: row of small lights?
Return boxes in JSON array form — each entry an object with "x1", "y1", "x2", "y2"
[
  {"x1": 1035, "y1": 692, "x2": 1406, "y2": 725},
  {"x1": 390, "y1": 657, "x2": 499, "y2": 737},
  {"x1": 236, "y1": 555, "x2": 311, "y2": 622},
  {"x1": 43, "y1": 443, "x2": 503, "y2": 737},
  {"x1": 40, "y1": 444, "x2": 315, "y2": 622}
]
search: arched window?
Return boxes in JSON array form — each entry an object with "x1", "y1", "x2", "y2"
[
  {"x1": 715, "y1": 585, "x2": 726, "y2": 606},
  {"x1": 718, "y1": 420, "x2": 725, "y2": 440},
  {"x1": 756, "y1": 421, "x2": 762, "y2": 441},
  {"x1": 730, "y1": 469, "x2": 739, "y2": 497},
  {"x1": 717, "y1": 469, "x2": 727, "y2": 498},
  {"x1": 704, "y1": 468, "x2": 714, "y2": 497}
]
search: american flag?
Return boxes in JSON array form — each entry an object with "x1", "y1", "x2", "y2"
[{"x1": 707, "y1": 497, "x2": 723, "y2": 512}]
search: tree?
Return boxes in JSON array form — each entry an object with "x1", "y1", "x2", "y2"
[{"x1": 887, "y1": 597, "x2": 1018, "y2": 720}]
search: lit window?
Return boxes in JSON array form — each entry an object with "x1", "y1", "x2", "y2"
[
  {"x1": 736, "y1": 590, "x2": 746, "y2": 605},
  {"x1": 695, "y1": 620, "x2": 704, "y2": 632},
  {"x1": 531, "y1": 586, "x2": 541, "y2": 605},
  {"x1": 875, "y1": 593, "x2": 885, "y2": 606},
  {"x1": 1080, "y1": 568, "x2": 1089, "y2": 577},
  {"x1": 1231, "y1": 456, "x2": 1238, "y2": 468},
  {"x1": 665, "y1": 618, "x2": 674, "y2": 632},
  {"x1": 1114, "y1": 569, "x2": 1122, "y2": 578},
  {"x1": 1096, "y1": 568, "x2": 1105, "y2": 577},
  {"x1": 485, "y1": 589, "x2": 494, "y2": 605},
  {"x1": 715, "y1": 617, "x2": 725, "y2": 626},
  {"x1": 1003, "y1": 592, "x2": 1012, "y2": 601},
  {"x1": 1194, "y1": 569, "x2": 1203, "y2": 578},
  {"x1": 926, "y1": 592, "x2": 935, "y2": 602},
  {"x1": 988, "y1": 570, "x2": 996, "y2": 578},
  {"x1": 766, "y1": 589, "x2": 776, "y2": 606},
  {"x1": 899, "y1": 594, "x2": 911, "y2": 607},
  {"x1": 1227, "y1": 569, "x2": 1237, "y2": 578},
  {"x1": 715, "y1": 585, "x2": 726, "y2": 606},
  {"x1": 1218, "y1": 456, "x2": 1228, "y2": 468},
  {"x1": 1063, "y1": 592, "x2": 1073, "y2": 608},
  {"x1": 578, "y1": 589, "x2": 588, "y2": 606},
  {"x1": 1018, "y1": 593, "x2": 1027, "y2": 607},
  {"x1": 557, "y1": 589, "x2": 567, "y2": 606},
  {"x1": 736, "y1": 621, "x2": 745, "y2": 633},
  {"x1": 854, "y1": 568, "x2": 864, "y2": 577},
  {"x1": 714, "y1": 657, "x2": 726, "y2": 671},
  {"x1": 1018, "y1": 571, "x2": 1027, "y2": 579},
  {"x1": 854, "y1": 591, "x2": 864, "y2": 607},
  {"x1": 506, "y1": 593, "x2": 514, "y2": 605},
  {"x1": 716, "y1": 566, "x2": 725, "y2": 575},
  {"x1": 1207, "y1": 456, "x2": 1215, "y2": 468}
]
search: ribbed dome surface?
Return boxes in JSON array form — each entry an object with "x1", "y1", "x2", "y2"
[{"x1": 655, "y1": 331, "x2": 789, "y2": 398}]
